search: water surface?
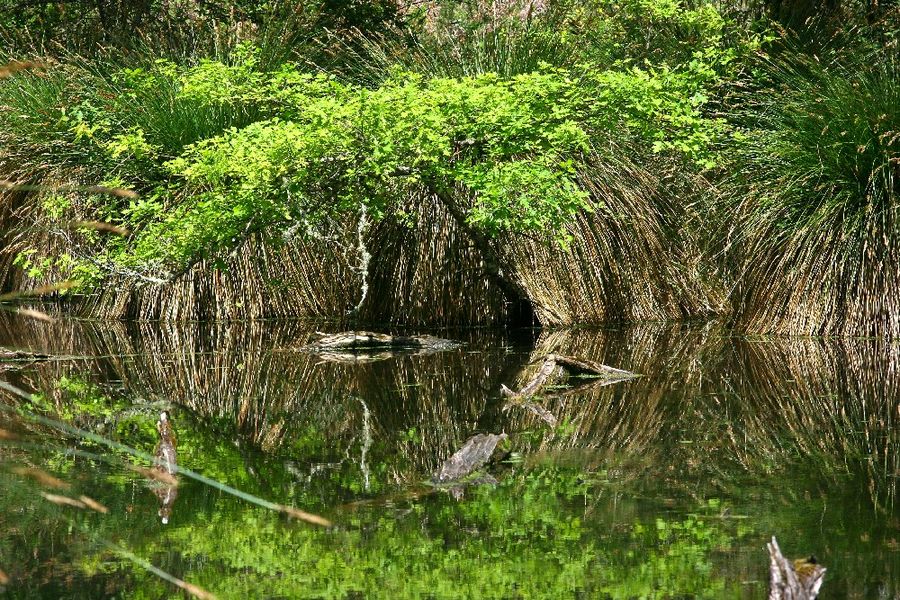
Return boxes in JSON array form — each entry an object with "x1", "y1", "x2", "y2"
[{"x1": 0, "y1": 316, "x2": 897, "y2": 598}]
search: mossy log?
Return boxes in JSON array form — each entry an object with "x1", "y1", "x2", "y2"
[
  {"x1": 768, "y1": 537, "x2": 825, "y2": 600},
  {"x1": 432, "y1": 433, "x2": 509, "y2": 484}
]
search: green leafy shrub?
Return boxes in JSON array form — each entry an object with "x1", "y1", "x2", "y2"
[
  {"x1": 0, "y1": 2, "x2": 746, "y2": 325},
  {"x1": 109, "y1": 62, "x2": 726, "y2": 276}
]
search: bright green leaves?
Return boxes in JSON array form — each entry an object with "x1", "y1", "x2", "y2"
[
  {"x1": 456, "y1": 159, "x2": 589, "y2": 236},
  {"x1": 114, "y1": 59, "x2": 729, "y2": 271},
  {"x1": 141, "y1": 67, "x2": 599, "y2": 269},
  {"x1": 587, "y1": 66, "x2": 726, "y2": 168},
  {"x1": 573, "y1": 0, "x2": 752, "y2": 74}
]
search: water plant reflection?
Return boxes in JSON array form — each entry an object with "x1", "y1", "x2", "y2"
[{"x1": 150, "y1": 411, "x2": 179, "y2": 524}]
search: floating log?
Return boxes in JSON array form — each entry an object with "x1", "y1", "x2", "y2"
[
  {"x1": 768, "y1": 537, "x2": 825, "y2": 600},
  {"x1": 500, "y1": 354, "x2": 637, "y2": 427},
  {"x1": 502, "y1": 354, "x2": 638, "y2": 401},
  {"x1": 304, "y1": 331, "x2": 462, "y2": 353},
  {"x1": 432, "y1": 433, "x2": 508, "y2": 484},
  {"x1": 552, "y1": 354, "x2": 639, "y2": 380},
  {"x1": 0, "y1": 347, "x2": 51, "y2": 361}
]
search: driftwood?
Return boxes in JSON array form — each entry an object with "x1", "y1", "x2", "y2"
[
  {"x1": 553, "y1": 354, "x2": 640, "y2": 380},
  {"x1": 502, "y1": 354, "x2": 639, "y2": 401},
  {"x1": 501, "y1": 354, "x2": 639, "y2": 426},
  {"x1": 0, "y1": 347, "x2": 50, "y2": 361},
  {"x1": 432, "y1": 433, "x2": 508, "y2": 484},
  {"x1": 303, "y1": 331, "x2": 462, "y2": 353},
  {"x1": 768, "y1": 537, "x2": 825, "y2": 600}
]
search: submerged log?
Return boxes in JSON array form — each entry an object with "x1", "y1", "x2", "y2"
[
  {"x1": 305, "y1": 331, "x2": 462, "y2": 352},
  {"x1": 432, "y1": 433, "x2": 509, "y2": 484},
  {"x1": 768, "y1": 537, "x2": 825, "y2": 600}
]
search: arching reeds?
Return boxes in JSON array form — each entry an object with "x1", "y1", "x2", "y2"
[
  {"x1": 507, "y1": 153, "x2": 721, "y2": 325},
  {"x1": 1, "y1": 157, "x2": 716, "y2": 326},
  {"x1": 0, "y1": 22, "x2": 726, "y2": 328},
  {"x1": 722, "y1": 50, "x2": 900, "y2": 336}
]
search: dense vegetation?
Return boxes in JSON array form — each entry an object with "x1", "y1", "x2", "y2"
[
  {"x1": 1, "y1": 0, "x2": 899, "y2": 333},
  {"x1": 3, "y1": 6, "x2": 900, "y2": 595}
]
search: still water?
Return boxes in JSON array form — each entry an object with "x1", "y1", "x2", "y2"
[{"x1": 0, "y1": 315, "x2": 897, "y2": 598}]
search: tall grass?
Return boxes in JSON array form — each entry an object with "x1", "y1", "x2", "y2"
[
  {"x1": 0, "y1": 51, "x2": 274, "y2": 296},
  {"x1": 321, "y1": 19, "x2": 578, "y2": 85},
  {"x1": 505, "y1": 152, "x2": 721, "y2": 325},
  {"x1": 723, "y1": 49, "x2": 900, "y2": 336}
]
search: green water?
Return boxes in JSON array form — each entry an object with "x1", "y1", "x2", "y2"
[{"x1": 0, "y1": 316, "x2": 897, "y2": 598}]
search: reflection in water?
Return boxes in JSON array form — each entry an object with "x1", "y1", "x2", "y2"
[
  {"x1": 0, "y1": 314, "x2": 897, "y2": 597},
  {"x1": 151, "y1": 411, "x2": 179, "y2": 525}
]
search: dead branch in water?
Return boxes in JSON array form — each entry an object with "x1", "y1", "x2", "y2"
[
  {"x1": 503, "y1": 354, "x2": 639, "y2": 401},
  {"x1": 768, "y1": 537, "x2": 825, "y2": 600}
]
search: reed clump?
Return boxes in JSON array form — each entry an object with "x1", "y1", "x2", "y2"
[{"x1": 722, "y1": 49, "x2": 900, "y2": 336}]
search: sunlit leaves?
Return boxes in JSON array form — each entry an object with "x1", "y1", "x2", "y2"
[{"x1": 123, "y1": 60, "x2": 722, "y2": 271}]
